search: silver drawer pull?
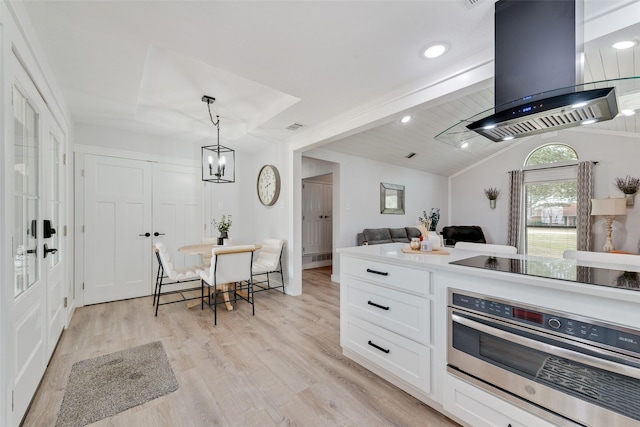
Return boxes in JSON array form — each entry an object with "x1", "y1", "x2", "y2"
[
  {"x1": 368, "y1": 340, "x2": 390, "y2": 354},
  {"x1": 366, "y1": 268, "x2": 389, "y2": 276},
  {"x1": 368, "y1": 300, "x2": 390, "y2": 311}
]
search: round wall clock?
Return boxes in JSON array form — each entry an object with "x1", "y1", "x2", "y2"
[{"x1": 257, "y1": 164, "x2": 281, "y2": 206}]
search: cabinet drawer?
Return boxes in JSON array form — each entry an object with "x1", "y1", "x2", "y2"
[
  {"x1": 443, "y1": 374, "x2": 557, "y2": 427},
  {"x1": 342, "y1": 257, "x2": 431, "y2": 295},
  {"x1": 344, "y1": 316, "x2": 431, "y2": 393},
  {"x1": 345, "y1": 278, "x2": 431, "y2": 344}
]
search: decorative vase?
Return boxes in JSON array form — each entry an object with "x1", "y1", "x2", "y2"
[
  {"x1": 490, "y1": 199, "x2": 496, "y2": 209},
  {"x1": 625, "y1": 193, "x2": 635, "y2": 207},
  {"x1": 428, "y1": 231, "x2": 442, "y2": 250},
  {"x1": 217, "y1": 231, "x2": 228, "y2": 245}
]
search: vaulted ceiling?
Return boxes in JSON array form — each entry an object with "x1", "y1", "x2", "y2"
[{"x1": 20, "y1": 0, "x2": 640, "y2": 177}]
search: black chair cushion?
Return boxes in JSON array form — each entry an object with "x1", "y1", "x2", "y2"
[{"x1": 441, "y1": 225, "x2": 486, "y2": 246}]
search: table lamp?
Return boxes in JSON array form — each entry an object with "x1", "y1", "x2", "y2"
[{"x1": 591, "y1": 198, "x2": 627, "y2": 252}]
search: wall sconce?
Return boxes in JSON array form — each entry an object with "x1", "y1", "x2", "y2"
[
  {"x1": 591, "y1": 198, "x2": 626, "y2": 252},
  {"x1": 201, "y1": 95, "x2": 235, "y2": 183}
]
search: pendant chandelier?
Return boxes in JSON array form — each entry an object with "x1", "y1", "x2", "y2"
[{"x1": 201, "y1": 95, "x2": 235, "y2": 183}]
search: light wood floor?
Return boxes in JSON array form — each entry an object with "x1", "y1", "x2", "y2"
[{"x1": 23, "y1": 267, "x2": 460, "y2": 426}]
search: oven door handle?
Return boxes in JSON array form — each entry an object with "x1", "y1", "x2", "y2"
[{"x1": 452, "y1": 313, "x2": 640, "y2": 380}]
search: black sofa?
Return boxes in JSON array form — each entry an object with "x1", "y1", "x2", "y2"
[
  {"x1": 441, "y1": 225, "x2": 486, "y2": 247},
  {"x1": 356, "y1": 227, "x2": 422, "y2": 246}
]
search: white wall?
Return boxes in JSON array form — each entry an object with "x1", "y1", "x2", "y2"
[
  {"x1": 304, "y1": 148, "x2": 448, "y2": 278},
  {"x1": 450, "y1": 129, "x2": 640, "y2": 253}
]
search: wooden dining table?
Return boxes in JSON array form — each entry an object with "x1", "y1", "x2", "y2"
[{"x1": 177, "y1": 243, "x2": 261, "y2": 310}]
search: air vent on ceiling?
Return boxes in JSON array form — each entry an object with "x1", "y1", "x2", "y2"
[{"x1": 286, "y1": 122, "x2": 304, "y2": 131}]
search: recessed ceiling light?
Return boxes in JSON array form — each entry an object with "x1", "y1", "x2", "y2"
[
  {"x1": 613, "y1": 40, "x2": 637, "y2": 50},
  {"x1": 401, "y1": 115, "x2": 411, "y2": 124},
  {"x1": 502, "y1": 136, "x2": 514, "y2": 141},
  {"x1": 571, "y1": 102, "x2": 588, "y2": 108},
  {"x1": 422, "y1": 44, "x2": 447, "y2": 59},
  {"x1": 621, "y1": 109, "x2": 636, "y2": 116},
  {"x1": 582, "y1": 119, "x2": 597, "y2": 125},
  {"x1": 460, "y1": 142, "x2": 469, "y2": 149}
]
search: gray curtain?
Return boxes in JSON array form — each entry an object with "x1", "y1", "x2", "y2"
[
  {"x1": 576, "y1": 161, "x2": 595, "y2": 251},
  {"x1": 507, "y1": 170, "x2": 524, "y2": 250}
]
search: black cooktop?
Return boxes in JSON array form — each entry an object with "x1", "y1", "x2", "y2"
[{"x1": 450, "y1": 255, "x2": 640, "y2": 291}]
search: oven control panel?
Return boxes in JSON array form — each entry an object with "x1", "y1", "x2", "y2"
[{"x1": 452, "y1": 292, "x2": 640, "y2": 356}]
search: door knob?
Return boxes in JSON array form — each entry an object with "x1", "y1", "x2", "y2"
[
  {"x1": 43, "y1": 244, "x2": 58, "y2": 258},
  {"x1": 139, "y1": 232, "x2": 151, "y2": 237},
  {"x1": 154, "y1": 232, "x2": 166, "y2": 237}
]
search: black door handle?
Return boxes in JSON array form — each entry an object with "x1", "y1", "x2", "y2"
[
  {"x1": 154, "y1": 232, "x2": 166, "y2": 237},
  {"x1": 139, "y1": 233, "x2": 151, "y2": 237},
  {"x1": 43, "y1": 244, "x2": 58, "y2": 258},
  {"x1": 27, "y1": 248, "x2": 37, "y2": 256}
]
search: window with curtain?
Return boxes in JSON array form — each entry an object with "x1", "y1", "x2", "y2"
[{"x1": 523, "y1": 144, "x2": 579, "y2": 258}]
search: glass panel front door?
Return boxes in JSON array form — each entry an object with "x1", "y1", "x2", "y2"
[{"x1": 13, "y1": 85, "x2": 40, "y2": 296}]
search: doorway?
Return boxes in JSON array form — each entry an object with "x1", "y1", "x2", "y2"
[{"x1": 301, "y1": 174, "x2": 333, "y2": 270}]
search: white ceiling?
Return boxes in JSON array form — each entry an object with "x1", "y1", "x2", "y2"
[{"x1": 20, "y1": 0, "x2": 640, "y2": 176}]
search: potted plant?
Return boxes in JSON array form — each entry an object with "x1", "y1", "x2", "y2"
[
  {"x1": 211, "y1": 214, "x2": 232, "y2": 244},
  {"x1": 614, "y1": 175, "x2": 640, "y2": 206},
  {"x1": 484, "y1": 187, "x2": 500, "y2": 209}
]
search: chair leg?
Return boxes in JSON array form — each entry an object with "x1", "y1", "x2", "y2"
[
  {"x1": 155, "y1": 282, "x2": 161, "y2": 316},
  {"x1": 214, "y1": 288, "x2": 218, "y2": 326},
  {"x1": 201, "y1": 280, "x2": 205, "y2": 310},
  {"x1": 250, "y1": 280, "x2": 255, "y2": 316},
  {"x1": 280, "y1": 266, "x2": 285, "y2": 293}
]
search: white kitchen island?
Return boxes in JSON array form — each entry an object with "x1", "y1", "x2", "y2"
[{"x1": 338, "y1": 243, "x2": 640, "y2": 427}]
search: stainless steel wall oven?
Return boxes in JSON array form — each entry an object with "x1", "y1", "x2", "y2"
[{"x1": 447, "y1": 289, "x2": 640, "y2": 427}]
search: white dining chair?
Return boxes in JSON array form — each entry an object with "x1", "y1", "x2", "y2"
[
  {"x1": 454, "y1": 241, "x2": 518, "y2": 255},
  {"x1": 200, "y1": 245, "x2": 256, "y2": 325},
  {"x1": 252, "y1": 238, "x2": 285, "y2": 293},
  {"x1": 153, "y1": 242, "x2": 207, "y2": 316}
]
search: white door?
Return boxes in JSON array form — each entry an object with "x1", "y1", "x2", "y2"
[
  {"x1": 11, "y1": 57, "x2": 48, "y2": 426},
  {"x1": 302, "y1": 182, "x2": 323, "y2": 255},
  {"x1": 83, "y1": 155, "x2": 153, "y2": 304},
  {"x1": 44, "y1": 123, "x2": 66, "y2": 357},
  {"x1": 321, "y1": 184, "x2": 333, "y2": 253},
  {"x1": 152, "y1": 163, "x2": 203, "y2": 289}
]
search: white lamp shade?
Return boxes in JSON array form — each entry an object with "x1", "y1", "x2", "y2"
[{"x1": 591, "y1": 198, "x2": 627, "y2": 216}]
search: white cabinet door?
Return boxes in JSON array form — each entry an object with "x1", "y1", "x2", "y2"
[{"x1": 83, "y1": 155, "x2": 153, "y2": 304}]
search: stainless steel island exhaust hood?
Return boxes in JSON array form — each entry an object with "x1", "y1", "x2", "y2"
[
  {"x1": 443, "y1": 0, "x2": 621, "y2": 144},
  {"x1": 466, "y1": 86, "x2": 618, "y2": 142}
]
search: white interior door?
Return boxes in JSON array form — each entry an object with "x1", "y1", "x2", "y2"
[
  {"x1": 11, "y1": 57, "x2": 48, "y2": 426},
  {"x1": 44, "y1": 123, "x2": 66, "y2": 357},
  {"x1": 152, "y1": 163, "x2": 203, "y2": 289},
  {"x1": 83, "y1": 155, "x2": 153, "y2": 304},
  {"x1": 321, "y1": 184, "x2": 333, "y2": 253},
  {"x1": 302, "y1": 182, "x2": 323, "y2": 255}
]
